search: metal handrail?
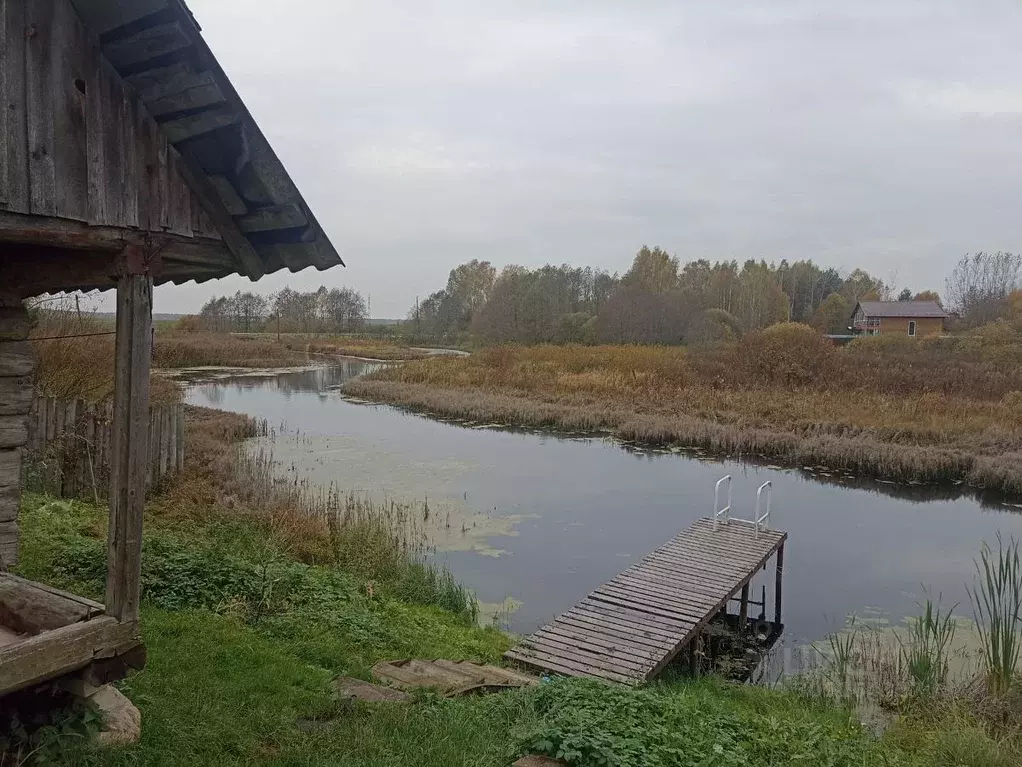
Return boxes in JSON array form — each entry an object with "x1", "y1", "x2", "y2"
[
  {"x1": 754, "y1": 481, "x2": 772, "y2": 538},
  {"x1": 713, "y1": 475, "x2": 732, "y2": 530}
]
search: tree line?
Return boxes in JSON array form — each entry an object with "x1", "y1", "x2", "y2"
[
  {"x1": 196, "y1": 286, "x2": 368, "y2": 334},
  {"x1": 406, "y1": 249, "x2": 1021, "y2": 345}
]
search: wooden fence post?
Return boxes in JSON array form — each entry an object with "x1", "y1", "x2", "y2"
[
  {"x1": 105, "y1": 275, "x2": 152, "y2": 623},
  {"x1": 175, "y1": 404, "x2": 184, "y2": 472}
]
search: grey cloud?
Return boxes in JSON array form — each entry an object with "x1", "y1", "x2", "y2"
[{"x1": 149, "y1": 0, "x2": 1022, "y2": 317}]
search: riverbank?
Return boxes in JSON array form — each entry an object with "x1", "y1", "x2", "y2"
[
  {"x1": 343, "y1": 332, "x2": 1022, "y2": 495},
  {"x1": 6, "y1": 406, "x2": 1021, "y2": 765},
  {"x1": 154, "y1": 332, "x2": 434, "y2": 367}
]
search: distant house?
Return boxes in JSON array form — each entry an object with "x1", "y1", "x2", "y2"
[{"x1": 850, "y1": 301, "x2": 947, "y2": 337}]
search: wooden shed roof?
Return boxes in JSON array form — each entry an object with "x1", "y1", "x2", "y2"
[
  {"x1": 1, "y1": 0, "x2": 341, "y2": 295},
  {"x1": 73, "y1": 0, "x2": 343, "y2": 278}
]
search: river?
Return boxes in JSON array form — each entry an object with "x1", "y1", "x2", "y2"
[{"x1": 183, "y1": 361, "x2": 1022, "y2": 650}]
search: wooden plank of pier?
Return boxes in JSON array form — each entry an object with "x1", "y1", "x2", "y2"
[{"x1": 505, "y1": 518, "x2": 787, "y2": 684}]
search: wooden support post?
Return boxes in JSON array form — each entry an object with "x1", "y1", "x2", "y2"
[
  {"x1": 774, "y1": 542, "x2": 785, "y2": 626},
  {"x1": 105, "y1": 274, "x2": 152, "y2": 623},
  {"x1": 688, "y1": 632, "x2": 700, "y2": 678},
  {"x1": 739, "y1": 583, "x2": 750, "y2": 630}
]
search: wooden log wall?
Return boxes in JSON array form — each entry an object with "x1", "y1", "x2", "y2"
[
  {"x1": 0, "y1": 0, "x2": 221, "y2": 238},
  {"x1": 25, "y1": 397, "x2": 184, "y2": 501},
  {"x1": 0, "y1": 303, "x2": 33, "y2": 568}
]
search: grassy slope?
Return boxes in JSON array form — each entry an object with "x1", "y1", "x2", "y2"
[{"x1": 14, "y1": 494, "x2": 1017, "y2": 766}]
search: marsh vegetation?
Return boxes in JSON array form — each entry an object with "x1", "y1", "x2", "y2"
[{"x1": 347, "y1": 323, "x2": 1022, "y2": 493}]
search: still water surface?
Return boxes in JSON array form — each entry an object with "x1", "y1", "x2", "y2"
[{"x1": 184, "y1": 362, "x2": 1022, "y2": 645}]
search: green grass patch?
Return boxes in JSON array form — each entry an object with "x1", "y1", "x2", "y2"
[{"x1": 12, "y1": 494, "x2": 1018, "y2": 766}]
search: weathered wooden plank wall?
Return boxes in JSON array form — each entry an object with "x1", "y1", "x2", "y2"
[
  {"x1": 0, "y1": 303, "x2": 34, "y2": 568},
  {"x1": 25, "y1": 397, "x2": 184, "y2": 501},
  {"x1": 0, "y1": 0, "x2": 220, "y2": 240}
]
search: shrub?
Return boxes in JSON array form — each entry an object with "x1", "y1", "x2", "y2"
[{"x1": 735, "y1": 322, "x2": 834, "y2": 387}]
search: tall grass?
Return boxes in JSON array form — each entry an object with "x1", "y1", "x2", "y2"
[
  {"x1": 969, "y1": 534, "x2": 1022, "y2": 696},
  {"x1": 153, "y1": 332, "x2": 306, "y2": 368},
  {"x1": 815, "y1": 617, "x2": 859, "y2": 704},
  {"x1": 347, "y1": 332, "x2": 1022, "y2": 493},
  {"x1": 31, "y1": 300, "x2": 179, "y2": 404},
  {"x1": 293, "y1": 335, "x2": 432, "y2": 361},
  {"x1": 897, "y1": 596, "x2": 957, "y2": 698},
  {"x1": 160, "y1": 406, "x2": 479, "y2": 622}
]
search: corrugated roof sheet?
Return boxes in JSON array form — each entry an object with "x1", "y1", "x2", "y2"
[
  {"x1": 855, "y1": 301, "x2": 947, "y2": 318},
  {"x1": 69, "y1": 0, "x2": 342, "y2": 286}
]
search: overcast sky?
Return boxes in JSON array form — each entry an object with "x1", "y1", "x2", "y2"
[{"x1": 143, "y1": 0, "x2": 1022, "y2": 317}]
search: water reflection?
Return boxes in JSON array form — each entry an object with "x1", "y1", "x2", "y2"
[{"x1": 184, "y1": 363, "x2": 1022, "y2": 643}]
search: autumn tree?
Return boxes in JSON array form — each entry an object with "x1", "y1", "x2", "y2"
[
  {"x1": 733, "y1": 260, "x2": 789, "y2": 331},
  {"x1": 840, "y1": 269, "x2": 889, "y2": 303},
  {"x1": 810, "y1": 293, "x2": 852, "y2": 334},
  {"x1": 622, "y1": 246, "x2": 679, "y2": 293},
  {"x1": 913, "y1": 290, "x2": 942, "y2": 306}
]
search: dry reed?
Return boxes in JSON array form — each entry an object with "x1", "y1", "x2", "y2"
[
  {"x1": 344, "y1": 334, "x2": 1022, "y2": 494},
  {"x1": 153, "y1": 332, "x2": 306, "y2": 368},
  {"x1": 31, "y1": 302, "x2": 179, "y2": 404}
]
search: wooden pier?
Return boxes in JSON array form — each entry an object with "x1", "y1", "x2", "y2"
[{"x1": 506, "y1": 510, "x2": 787, "y2": 685}]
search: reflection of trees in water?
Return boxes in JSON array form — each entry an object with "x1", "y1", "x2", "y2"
[
  {"x1": 273, "y1": 362, "x2": 384, "y2": 394},
  {"x1": 191, "y1": 361, "x2": 384, "y2": 399},
  {"x1": 803, "y1": 469, "x2": 1017, "y2": 512},
  {"x1": 194, "y1": 384, "x2": 225, "y2": 406},
  {"x1": 619, "y1": 443, "x2": 1018, "y2": 512}
]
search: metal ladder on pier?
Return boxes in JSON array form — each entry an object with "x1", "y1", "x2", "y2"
[{"x1": 712, "y1": 475, "x2": 772, "y2": 538}]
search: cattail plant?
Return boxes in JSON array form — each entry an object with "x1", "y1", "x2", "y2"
[{"x1": 968, "y1": 534, "x2": 1022, "y2": 696}]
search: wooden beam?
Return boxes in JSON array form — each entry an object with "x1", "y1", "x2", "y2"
[
  {"x1": 0, "y1": 615, "x2": 140, "y2": 695},
  {"x1": 102, "y1": 22, "x2": 191, "y2": 70},
  {"x1": 69, "y1": 0, "x2": 168, "y2": 37},
  {"x1": 774, "y1": 543, "x2": 784, "y2": 626},
  {"x1": 0, "y1": 210, "x2": 238, "y2": 296},
  {"x1": 160, "y1": 107, "x2": 238, "y2": 143},
  {"x1": 104, "y1": 272, "x2": 152, "y2": 623},
  {"x1": 236, "y1": 203, "x2": 308, "y2": 234},
  {"x1": 208, "y1": 175, "x2": 247, "y2": 216},
  {"x1": 175, "y1": 148, "x2": 264, "y2": 279},
  {"x1": 0, "y1": 376, "x2": 33, "y2": 418},
  {"x1": 125, "y1": 62, "x2": 215, "y2": 102},
  {"x1": 0, "y1": 576, "x2": 102, "y2": 634},
  {"x1": 738, "y1": 583, "x2": 750, "y2": 630},
  {"x1": 688, "y1": 631, "x2": 700, "y2": 678},
  {"x1": 0, "y1": 210, "x2": 142, "y2": 250},
  {"x1": 148, "y1": 82, "x2": 225, "y2": 118}
]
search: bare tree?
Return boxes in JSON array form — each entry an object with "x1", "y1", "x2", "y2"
[
  {"x1": 945, "y1": 251, "x2": 1022, "y2": 326},
  {"x1": 233, "y1": 292, "x2": 269, "y2": 332}
]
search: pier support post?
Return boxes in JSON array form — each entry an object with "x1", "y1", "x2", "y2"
[
  {"x1": 739, "y1": 583, "x2": 750, "y2": 630},
  {"x1": 688, "y1": 632, "x2": 701, "y2": 678},
  {"x1": 774, "y1": 542, "x2": 784, "y2": 626}
]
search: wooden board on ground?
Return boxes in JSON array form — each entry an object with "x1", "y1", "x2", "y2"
[
  {"x1": 505, "y1": 517, "x2": 786, "y2": 685},
  {"x1": 371, "y1": 659, "x2": 539, "y2": 697}
]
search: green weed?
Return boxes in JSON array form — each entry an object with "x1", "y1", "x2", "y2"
[
  {"x1": 897, "y1": 595, "x2": 957, "y2": 698},
  {"x1": 969, "y1": 534, "x2": 1022, "y2": 695}
]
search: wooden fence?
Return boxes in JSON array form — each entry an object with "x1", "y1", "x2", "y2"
[{"x1": 25, "y1": 398, "x2": 185, "y2": 500}]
